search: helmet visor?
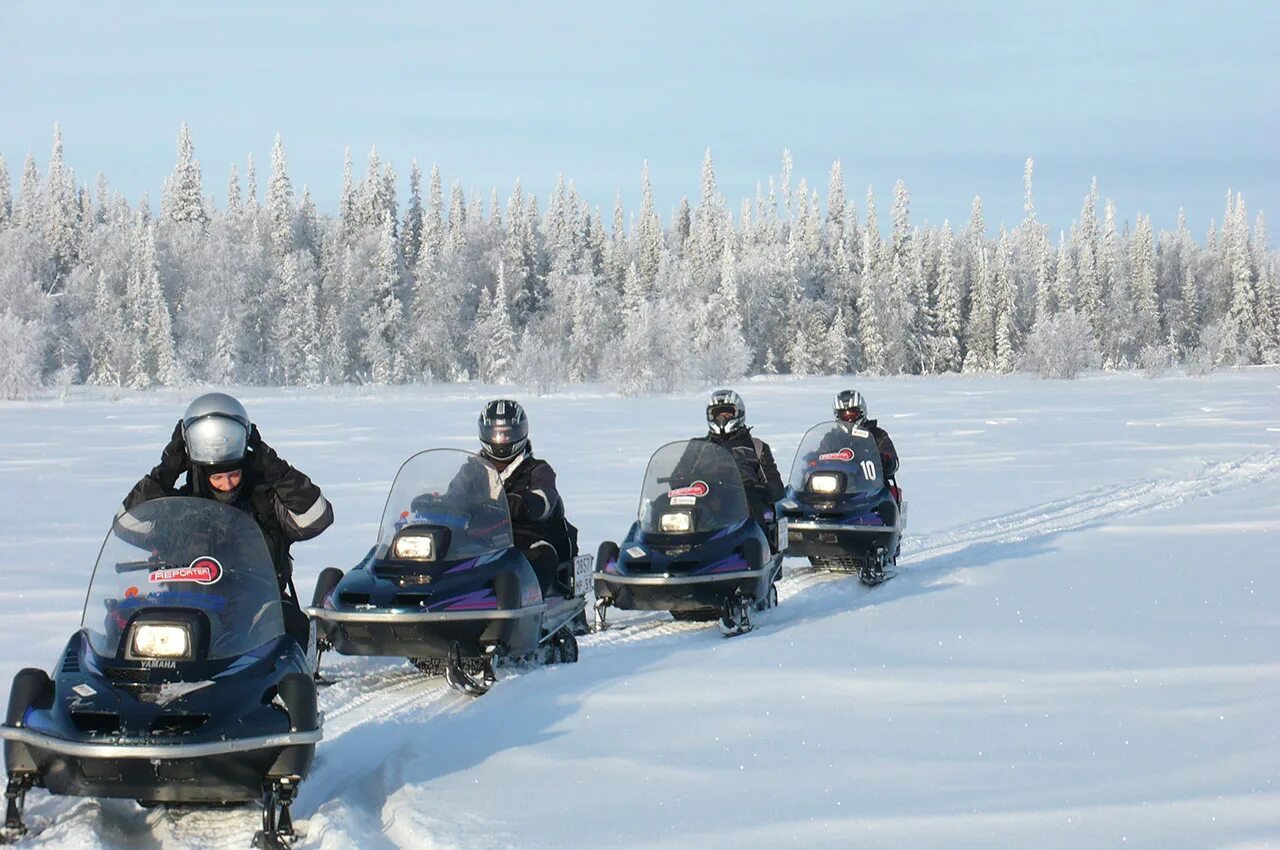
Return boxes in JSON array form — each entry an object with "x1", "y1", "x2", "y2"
[
  {"x1": 185, "y1": 416, "x2": 248, "y2": 464},
  {"x1": 708, "y1": 404, "x2": 739, "y2": 423},
  {"x1": 836, "y1": 408, "x2": 862, "y2": 423}
]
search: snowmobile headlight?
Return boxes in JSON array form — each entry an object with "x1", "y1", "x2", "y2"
[
  {"x1": 660, "y1": 512, "x2": 693, "y2": 533},
  {"x1": 808, "y1": 473, "x2": 844, "y2": 494},
  {"x1": 129, "y1": 623, "x2": 192, "y2": 660},
  {"x1": 393, "y1": 532, "x2": 435, "y2": 561}
]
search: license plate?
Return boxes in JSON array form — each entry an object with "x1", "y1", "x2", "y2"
[
  {"x1": 777, "y1": 517, "x2": 788, "y2": 551},
  {"x1": 573, "y1": 554, "x2": 595, "y2": 595}
]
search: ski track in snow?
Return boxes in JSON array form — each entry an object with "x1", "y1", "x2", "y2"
[{"x1": 17, "y1": 447, "x2": 1280, "y2": 849}]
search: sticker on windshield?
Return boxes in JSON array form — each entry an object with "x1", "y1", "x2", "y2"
[
  {"x1": 149, "y1": 556, "x2": 223, "y2": 586},
  {"x1": 818, "y1": 448, "x2": 855, "y2": 462},
  {"x1": 668, "y1": 481, "x2": 709, "y2": 499},
  {"x1": 849, "y1": 428, "x2": 870, "y2": 438},
  {"x1": 670, "y1": 495, "x2": 697, "y2": 506}
]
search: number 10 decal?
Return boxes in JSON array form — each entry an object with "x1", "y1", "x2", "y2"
[{"x1": 861, "y1": 460, "x2": 877, "y2": 480}]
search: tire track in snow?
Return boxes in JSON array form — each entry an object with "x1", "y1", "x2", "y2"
[{"x1": 897, "y1": 448, "x2": 1280, "y2": 567}]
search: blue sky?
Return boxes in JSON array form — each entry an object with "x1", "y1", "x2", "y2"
[{"x1": 2, "y1": 1, "x2": 1277, "y2": 236}]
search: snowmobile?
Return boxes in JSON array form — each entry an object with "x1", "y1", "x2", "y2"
[
  {"x1": 308, "y1": 449, "x2": 590, "y2": 697},
  {"x1": 593, "y1": 439, "x2": 783, "y2": 636},
  {"x1": 0, "y1": 497, "x2": 321, "y2": 849},
  {"x1": 779, "y1": 422, "x2": 906, "y2": 586}
]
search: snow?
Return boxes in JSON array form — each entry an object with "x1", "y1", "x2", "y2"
[{"x1": 1, "y1": 370, "x2": 1277, "y2": 848}]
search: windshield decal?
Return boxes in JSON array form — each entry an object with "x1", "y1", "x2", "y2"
[
  {"x1": 818, "y1": 448, "x2": 855, "y2": 462},
  {"x1": 668, "y1": 481, "x2": 709, "y2": 499},
  {"x1": 149, "y1": 556, "x2": 223, "y2": 586}
]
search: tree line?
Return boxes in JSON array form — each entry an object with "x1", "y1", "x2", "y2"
[{"x1": 0, "y1": 125, "x2": 1275, "y2": 399}]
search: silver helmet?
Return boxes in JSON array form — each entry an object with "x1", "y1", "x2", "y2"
[
  {"x1": 834, "y1": 389, "x2": 867, "y2": 426},
  {"x1": 707, "y1": 389, "x2": 746, "y2": 435},
  {"x1": 182, "y1": 392, "x2": 250, "y2": 466}
]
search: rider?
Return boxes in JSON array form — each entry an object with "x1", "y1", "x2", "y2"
[
  {"x1": 120, "y1": 392, "x2": 334, "y2": 605},
  {"x1": 692, "y1": 390, "x2": 784, "y2": 539},
  {"x1": 477, "y1": 399, "x2": 577, "y2": 598},
  {"x1": 829, "y1": 389, "x2": 899, "y2": 481}
]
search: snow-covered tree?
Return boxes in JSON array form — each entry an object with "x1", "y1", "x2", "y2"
[
  {"x1": 361, "y1": 211, "x2": 403, "y2": 383},
  {"x1": 163, "y1": 123, "x2": 207, "y2": 224},
  {"x1": 267, "y1": 134, "x2": 295, "y2": 256},
  {"x1": 0, "y1": 154, "x2": 11, "y2": 227}
]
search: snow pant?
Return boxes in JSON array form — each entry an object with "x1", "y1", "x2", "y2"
[{"x1": 523, "y1": 540, "x2": 562, "y2": 599}]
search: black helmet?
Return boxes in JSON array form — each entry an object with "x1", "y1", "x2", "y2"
[
  {"x1": 706, "y1": 389, "x2": 746, "y2": 436},
  {"x1": 833, "y1": 390, "x2": 867, "y2": 426},
  {"x1": 479, "y1": 399, "x2": 529, "y2": 461}
]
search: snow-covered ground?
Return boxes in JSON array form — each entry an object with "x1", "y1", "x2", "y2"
[{"x1": 1, "y1": 371, "x2": 1277, "y2": 849}]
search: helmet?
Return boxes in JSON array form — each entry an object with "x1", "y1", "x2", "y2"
[
  {"x1": 479, "y1": 399, "x2": 529, "y2": 461},
  {"x1": 182, "y1": 392, "x2": 250, "y2": 468},
  {"x1": 833, "y1": 390, "x2": 867, "y2": 426},
  {"x1": 706, "y1": 389, "x2": 746, "y2": 435}
]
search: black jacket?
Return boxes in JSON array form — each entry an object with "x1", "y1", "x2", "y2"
[
  {"x1": 686, "y1": 427, "x2": 785, "y2": 510},
  {"x1": 122, "y1": 442, "x2": 334, "y2": 594},
  {"x1": 866, "y1": 420, "x2": 898, "y2": 477},
  {"x1": 496, "y1": 447, "x2": 576, "y2": 563}
]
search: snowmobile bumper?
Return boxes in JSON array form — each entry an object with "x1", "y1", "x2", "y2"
[
  {"x1": 1, "y1": 726, "x2": 320, "y2": 802},
  {"x1": 308, "y1": 603, "x2": 547, "y2": 659},
  {"x1": 594, "y1": 567, "x2": 774, "y2": 613},
  {"x1": 784, "y1": 521, "x2": 899, "y2": 560}
]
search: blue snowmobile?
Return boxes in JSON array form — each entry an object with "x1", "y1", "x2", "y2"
[
  {"x1": 779, "y1": 422, "x2": 906, "y2": 585},
  {"x1": 0, "y1": 497, "x2": 320, "y2": 849},
  {"x1": 593, "y1": 439, "x2": 783, "y2": 636},
  {"x1": 308, "y1": 449, "x2": 589, "y2": 697}
]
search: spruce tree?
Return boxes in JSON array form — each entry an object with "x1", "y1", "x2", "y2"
[
  {"x1": 826, "y1": 160, "x2": 846, "y2": 246},
  {"x1": 636, "y1": 161, "x2": 663, "y2": 290},
  {"x1": 0, "y1": 154, "x2": 10, "y2": 226},
  {"x1": 339, "y1": 147, "x2": 356, "y2": 239},
  {"x1": 14, "y1": 153, "x2": 41, "y2": 229},
  {"x1": 993, "y1": 229, "x2": 1018, "y2": 373},
  {"x1": 402, "y1": 160, "x2": 424, "y2": 270},
  {"x1": 1130, "y1": 214, "x2": 1159, "y2": 352},
  {"x1": 165, "y1": 123, "x2": 207, "y2": 224},
  {"x1": 362, "y1": 211, "x2": 403, "y2": 383},
  {"x1": 1224, "y1": 194, "x2": 1260, "y2": 364},
  {"x1": 1075, "y1": 179, "x2": 1103, "y2": 342},
  {"x1": 267, "y1": 134, "x2": 295, "y2": 256},
  {"x1": 225, "y1": 164, "x2": 242, "y2": 217},
  {"x1": 934, "y1": 221, "x2": 963, "y2": 372}
]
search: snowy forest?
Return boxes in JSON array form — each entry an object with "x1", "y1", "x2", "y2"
[{"x1": 0, "y1": 125, "x2": 1277, "y2": 399}]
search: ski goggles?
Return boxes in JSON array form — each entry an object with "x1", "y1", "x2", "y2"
[{"x1": 836, "y1": 408, "x2": 862, "y2": 422}]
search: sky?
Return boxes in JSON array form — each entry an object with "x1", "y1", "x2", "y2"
[{"x1": 2, "y1": 1, "x2": 1278, "y2": 236}]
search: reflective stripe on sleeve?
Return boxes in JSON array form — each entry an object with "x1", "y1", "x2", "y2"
[{"x1": 289, "y1": 495, "x2": 330, "y2": 529}]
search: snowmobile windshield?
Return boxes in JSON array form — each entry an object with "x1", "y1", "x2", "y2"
[
  {"x1": 638, "y1": 440, "x2": 751, "y2": 536},
  {"x1": 82, "y1": 497, "x2": 285, "y2": 661},
  {"x1": 374, "y1": 449, "x2": 514, "y2": 562},
  {"x1": 789, "y1": 422, "x2": 885, "y2": 497}
]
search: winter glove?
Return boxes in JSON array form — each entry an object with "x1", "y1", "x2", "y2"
[
  {"x1": 246, "y1": 425, "x2": 287, "y2": 485},
  {"x1": 506, "y1": 492, "x2": 524, "y2": 519},
  {"x1": 155, "y1": 420, "x2": 188, "y2": 489}
]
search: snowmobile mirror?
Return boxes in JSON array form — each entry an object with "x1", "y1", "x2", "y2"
[
  {"x1": 390, "y1": 526, "x2": 451, "y2": 562},
  {"x1": 807, "y1": 472, "x2": 846, "y2": 495}
]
